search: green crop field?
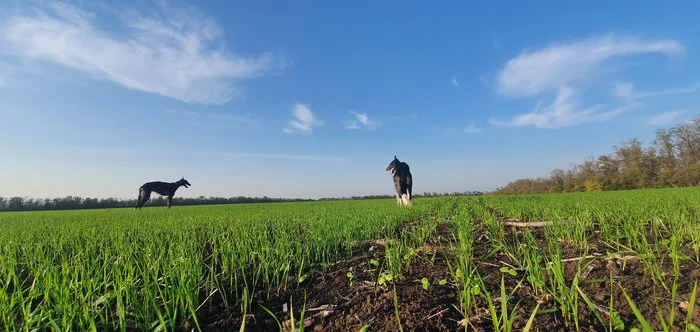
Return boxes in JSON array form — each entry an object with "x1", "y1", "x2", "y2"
[{"x1": 1, "y1": 188, "x2": 699, "y2": 331}]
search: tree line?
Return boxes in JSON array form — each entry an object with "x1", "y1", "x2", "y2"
[
  {"x1": 496, "y1": 115, "x2": 700, "y2": 195},
  {"x1": 0, "y1": 191, "x2": 484, "y2": 212},
  {"x1": 0, "y1": 196, "x2": 314, "y2": 212}
]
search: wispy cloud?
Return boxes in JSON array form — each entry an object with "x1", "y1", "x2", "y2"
[
  {"x1": 490, "y1": 86, "x2": 643, "y2": 129},
  {"x1": 615, "y1": 82, "x2": 700, "y2": 100},
  {"x1": 491, "y1": 33, "x2": 684, "y2": 128},
  {"x1": 345, "y1": 111, "x2": 380, "y2": 131},
  {"x1": 614, "y1": 82, "x2": 635, "y2": 100},
  {"x1": 647, "y1": 110, "x2": 686, "y2": 126},
  {"x1": 464, "y1": 124, "x2": 484, "y2": 133},
  {"x1": 451, "y1": 76, "x2": 460, "y2": 88},
  {"x1": 497, "y1": 34, "x2": 684, "y2": 97},
  {"x1": 0, "y1": 1, "x2": 284, "y2": 105},
  {"x1": 283, "y1": 103, "x2": 323, "y2": 134}
]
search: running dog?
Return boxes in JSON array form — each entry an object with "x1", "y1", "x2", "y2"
[
  {"x1": 134, "y1": 177, "x2": 191, "y2": 209},
  {"x1": 386, "y1": 156, "x2": 413, "y2": 206}
]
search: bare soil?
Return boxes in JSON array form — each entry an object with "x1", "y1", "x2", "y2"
[{"x1": 180, "y1": 214, "x2": 700, "y2": 331}]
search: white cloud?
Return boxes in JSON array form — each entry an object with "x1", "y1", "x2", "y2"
[
  {"x1": 0, "y1": 1, "x2": 283, "y2": 104},
  {"x1": 492, "y1": 33, "x2": 684, "y2": 129},
  {"x1": 647, "y1": 110, "x2": 686, "y2": 126},
  {"x1": 615, "y1": 82, "x2": 700, "y2": 100},
  {"x1": 497, "y1": 33, "x2": 684, "y2": 97},
  {"x1": 614, "y1": 82, "x2": 635, "y2": 99},
  {"x1": 451, "y1": 76, "x2": 460, "y2": 88},
  {"x1": 464, "y1": 124, "x2": 484, "y2": 133},
  {"x1": 345, "y1": 111, "x2": 380, "y2": 131},
  {"x1": 283, "y1": 103, "x2": 323, "y2": 134},
  {"x1": 490, "y1": 86, "x2": 642, "y2": 129}
]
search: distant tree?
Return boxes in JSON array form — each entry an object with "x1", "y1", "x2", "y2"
[
  {"x1": 496, "y1": 114, "x2": 700, "y2": 195},
  {"x1": 550, "y1": 169, "x2": 565, "y2": 193},
  {"x1": 584, "y1": 179, "x2": 603, "y2": 192},
  {"x1": 7, "y1": 197, "x2": 24, "y2": 211}
]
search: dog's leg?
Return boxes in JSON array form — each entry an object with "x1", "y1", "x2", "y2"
[
  {"x1": 393, "y1": 177, "x2": 403, "y2": 205},
  {"x1": 140, "y1": 190, "x2": 151, "y2": 209},
  {"x1": 407, "y1": 175, "x2": 413, "y2": 203},
  {"x1": 166, "y1": 196, "x2": 173, "y2": 208},
  {"x1": 135, "y1": 188, "x2": 145, "y2": 209}
]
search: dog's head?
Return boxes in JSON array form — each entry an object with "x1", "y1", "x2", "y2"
[
  {"x1": 178, "y1": 177, "x2": 191, "y2": 188},
  {"x1": 386, "y1": 155, "x2": 400, "y2": 174}
]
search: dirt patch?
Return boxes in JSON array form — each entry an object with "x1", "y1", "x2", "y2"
[
  {"x1": 468, "y1": 211, "x2": 700, "y2": 331},
  {"x1": 190, "y1": 230, "x2": 463, "y2": 331},
  {"x1": 181, "y1": 211, "x2": 699, "y2": 331}
]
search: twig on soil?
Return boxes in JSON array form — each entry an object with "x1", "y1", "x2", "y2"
[
  {"x1": 306, "y1": 304, "x2": 336, "y2": 312},
  {"x1": 607, "y1": 254, "x2": 639, "y2": 261},
  {"x1": 587, "y1": 301, "x2": 616, "y2": 317},
  {"x1": 340, "y1": 288, "x2": 374, "y2": 309},
  {"x1": 563, "y1": 254, "x2": 601, "y2": 262},
  {"x1": 545, "y1": 253, "x2": 638, "y2": 266},
  {"x1": 477, "y1": 233, "x2": 489, "y2": 241},
  {"x1": 458, "y1": 308, "x2": 490, "y2": 327},
  {"x1": 504, "y1": 221, "x2": 552, "y2": 227},
  {"x1": 427, "y1": 308, "x2": 450, "y2": 320},
  {"x1": 283, "y1": 308, "x2": 334, "y2": 330},
  {"x1": 499, "y1": 260, "x2": 523, "y2": 271},
  {"x1": 503, "y1": 219, "x2": 574, "y2": 227},
  {"x1": 546, "y1": 254, "x2": 601, "y2": 265},
  {"x1": 581, "y1": 263, "x2": 597, "y2": 279}
]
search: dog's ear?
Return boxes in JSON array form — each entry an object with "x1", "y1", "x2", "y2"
[{"x1": 394, "y1": 155, "x2": 397, "y2": 159}]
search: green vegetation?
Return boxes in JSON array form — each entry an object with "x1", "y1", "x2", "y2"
[
  {"x1": 0, "y1": 200, "x2": 433, "y2": 330},
  {"x1": 497, "y1": 115, "x2": 700, "y2": 194},
  {"x1": 1, "y1": 188, "x2": 699, "y2": 331}
]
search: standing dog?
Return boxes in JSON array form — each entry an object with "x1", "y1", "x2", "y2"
[
  {"x1": 134, "y1": 177, "x2": 191, "y2": 209},
  {"x1": 386, "y1": 156, "x2": 413, "y2": 206}
]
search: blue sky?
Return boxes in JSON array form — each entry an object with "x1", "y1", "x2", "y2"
[{"x1": 1, "y1": 1, "x2": 699, "y2": 199}]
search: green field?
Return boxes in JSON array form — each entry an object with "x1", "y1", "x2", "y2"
[{"x1": 1, "y1": 188, "x2": 699, "y2": 331}]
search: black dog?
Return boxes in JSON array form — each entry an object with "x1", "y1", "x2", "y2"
[
  {"x1": 386, "y1": 156, "x2": 413, "y2": 206},
  {"x1": 134, "y1": 177, "x2": 191, "y2": 209}
]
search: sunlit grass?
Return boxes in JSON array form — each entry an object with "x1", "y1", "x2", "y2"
[
  {"x1": 453, "y1": 187, "x2": 700, "y2": 331},
  {"x1": 1, "y1": 187, "x2": 699, "y2": 331},
  {"x1": 0, "y1": 199, "x2": 441, "y2": 331}
]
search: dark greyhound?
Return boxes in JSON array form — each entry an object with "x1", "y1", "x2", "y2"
[
  {"x1": 386, "y1": 156, "x2": 413, "y2": 206},
  {"x1": 134, "y1": 177, "x2": 191, "y2": 209}
]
